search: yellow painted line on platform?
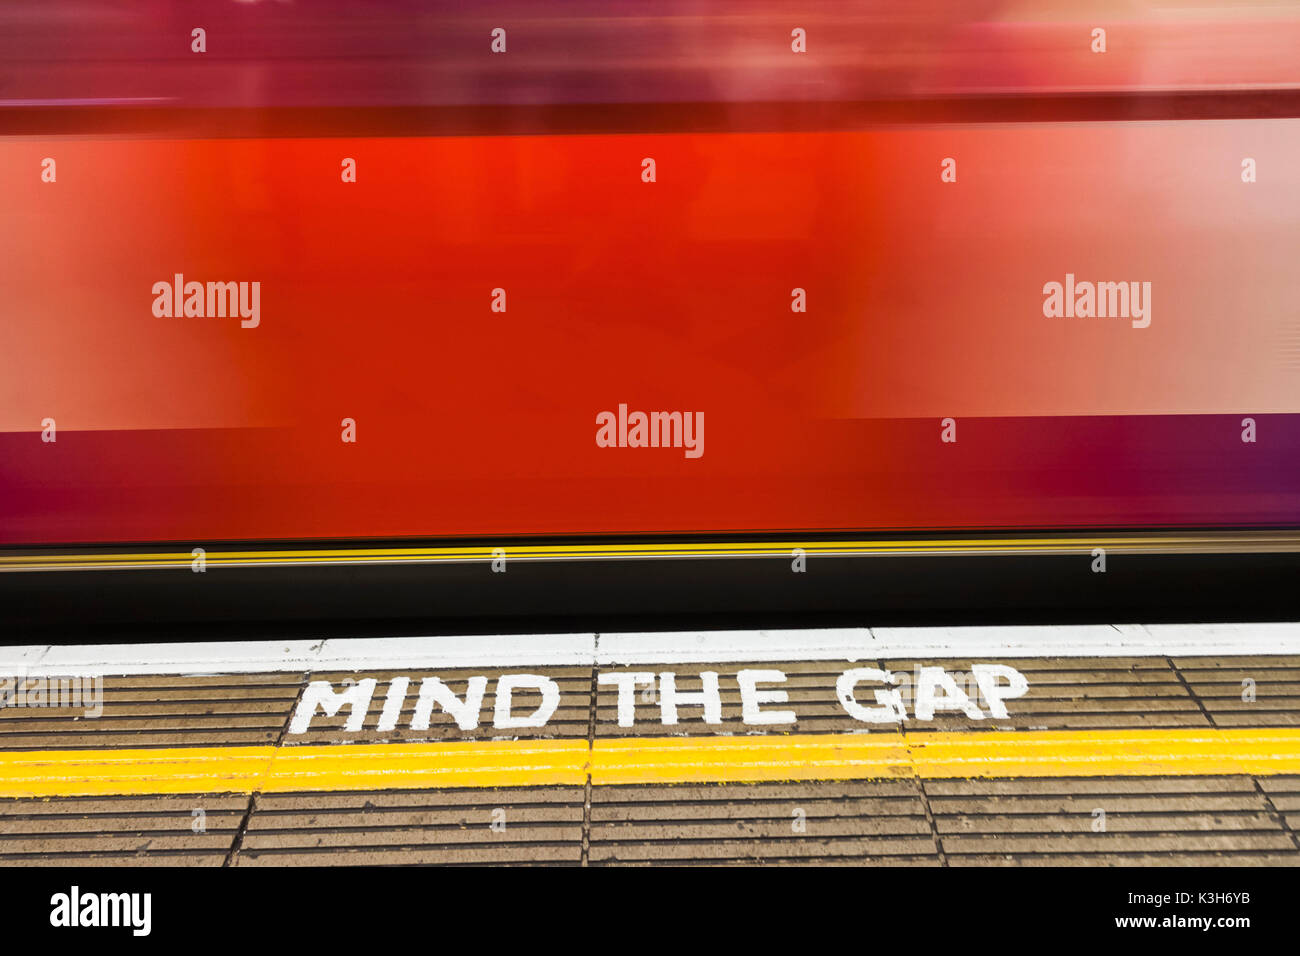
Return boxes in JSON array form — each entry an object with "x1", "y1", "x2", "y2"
[
  {"x1": 4, "y1": 532, "x2": 1300, "y2": 571},
  {"x1": 3, "y1": 728, "x2": 1300, "y2": 797},
  {"x1": 592, "y1": 729, "x2": 1300, "y2": 784},
  {"x1": 0, "y1": 739, "x2": 590, "y2": 797}
]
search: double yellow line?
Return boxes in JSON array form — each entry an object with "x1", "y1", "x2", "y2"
[
  {"x1": 4, "y1": 728, "x2": 1300, "y2": 797},
  {"x1": 4, "y1": 531, "x2": 1300, "y2": 571}
]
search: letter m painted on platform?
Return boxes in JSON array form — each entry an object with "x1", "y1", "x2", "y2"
[{"x1": 290, "y1": 679, "x2": 377, "y2": 733}]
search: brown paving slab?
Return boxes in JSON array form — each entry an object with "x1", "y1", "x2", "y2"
[
  {"x1": 590, "y1": 837, "x2": 939, "y2": 863},
  {"x1": 255, "y1": 787, "x2": 577, "y2": 811},
  {"x1": 1256, "y1": 775, "x2": 1300, "y2": 817},
  {"x1": 242, "y1": 825, "x2": 583, "y2": 851},
  {"x1": 942, "y1": 833, "x2": 1296, "y2": 854},
  {"x1": 921, "y1": 769, "x2": 1300, "y2": 872},
  {"x1": 237, "y1": 786, "x2": 585, "y2": 864},
  {"x1": 0, "y1": 794, "x2": 249, "y2": 816},
  {"x1": 0, "y1": 811, "x2": 246, "y2": 834},
  {"x1": 85, "y1": 698, "x2": 298, "y2": 712},
  {"x1": 903, "y1": 713, "x2": 1211, "y2": 733},
  {"x1": 1182, "y1": 678, "x2": 1300, "y2": 691},
  {"x1": 1203, "y1": 712, "x2": 1300, "y2": 727},
  {"x1": 102, "y1": 676, "x2": 303, "y2": 690},
  {"x1": 981, "y1": 657, "x2": 1181, "y2": 669},
  {"x1": 883, "y1": 660, "x2": 1182, "y2": 680},
  {"x1": 6, "y1": 853, "x2": 229, "y2": 867},
  {"x1": 930, "y1": 795, "x2": 1271, "y2": 815},
  {"x1": 588, "y1": 780, "x2": 936, "y2": 864},
  {"x1": 0, "y1": 730, "x2": 284, "y2": 749},
  {"x1": 593, "y1": 780, "x2": 923, "y2": 801},
  {"x1": 593, "y1": 818, "x2": 932, "y2": 840},
  {"x1": 0, "y1": 672, "x2": 305, "y2": 749},
  {"x1": 924, "y1": 776, "x2": 1259, "y2": 795},
  {"x1": 685, "y1": 856, "x2": 945, "y2": 867},
  {"x1": 0, "y1": 793, "x2": 245, "y2": 864},
  {"x1": 9, "y1": 674, "x2": 302, "y2": 689},
  {"x1": 593, "y1": 798, "x2": 921, "y2": 821},
  {"x1": 0, "y1": 697, "x2": 296, "y2": 714},
  {"x1": 254, "y1": 806, "x2": 578, "y2": 829},
  {"x1": 883, "y1": 655, "x2": 1176, "y2": 668},
  {"x1": 0, "y1": 716, "x2": 288, "y2": 733},
  {"x1": 1182, "y1": 678, "x2": 1300, "y2": 690},
  {"x1": 248, "y1": 786, "x2": 584, "y2": 815},
  {"x1": 684, "y1": 661, "x2": 881, "y2": 674},
  {"x1": 1, "y1": 677, "x2": 300, "y2": 705},
  {"x1": 1194, "y1": 697, "x2": 1300, "y2": 709},
  {"x1": 1185, "y1": 681, "x2": 1300, "y2": 699},
  {"x1": 1184, "y1": 686, "x2": 1300, "y2": 700},
  {"x1": 970, "y1": 698, "x2": 1200, "y2": 712},
  {"x1": 0, "y1": 728, "x2": 287, "y2": 747},
  {"x1": 968, "y1": 685, "x2": 1192, "y2": 699},
  {"x1": 1174, "y1": 656, "x2": 1300, "y2": 669},
  {"x1": 1, "y1": 834, "x2": 237, "y2": 854},
  {"x1": 235, "y1": 846, "x2": 580, "y2": 865},
  {"x1": 89, "y1": 687, "x2": 303, "y2": 702},
  {"x1": 936, "y1": 812, "x2": 1281, "y2": 834}
]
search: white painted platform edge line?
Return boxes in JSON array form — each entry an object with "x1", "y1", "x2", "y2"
[
  {"x1": 3, "y1": 633, "x2": 599, "y2": 676},
  {"x1": 1, "y1": 624, "x2": 1296, "y2": 676},
  {"x1": 595, "y1": 643, "x2": 1300, "y2": 664},
  {"x1": 595, "y1": 624, "x2": 1300, "y2": 663}
]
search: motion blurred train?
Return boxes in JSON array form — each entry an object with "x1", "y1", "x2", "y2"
[{"x1": 2, "y1": 1, "x2": 1298, "y2": 634}]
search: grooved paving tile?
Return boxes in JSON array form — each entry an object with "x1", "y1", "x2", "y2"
[
  {"x1": 4, "y1": 776, "x2": 1300, "y2": 866},
  {"x1": 235, "y1": 786, "x2": 586, "y2": 866},
  {"x1": 11, "y1": 853, "x2": 233, "y2": 867},
  {"x1": 943, "y1": 833, "x2": 1295, "y2": 853},
  {"x1": 0, "y1": 674, "x2": 303, "y2": 750},
  {"x1": 1256, "y1": 776, "x2": 1300, "y2": 833},
  {"x1": 1172, "y1": 657, "x2": 1300, "y2": 669},
  {"x1": 924, "y1": 776, "x2": 1260, "y2": 796},
  {"x1": 929, "y1": 775, "x2": 1300, "y2": 864},
  {"x1": 938, "y1": 812, "x2": 1279, "y2": 834},
  {"x1": 1204, "y1": 713, "x2": 1300, "y2": 727},
  {"x1": 0, "y1": 793, "x2": 246, "y2": 865},
  {"x1": 1175, "y1": 660, "x2": 1300, "y2": 727},
  {"x1": 1257, "y1": 775, "x2": 1300, "y2": 809},
  {"x1": 588, "y1": 780, "x2": 938, "y2": 864}
]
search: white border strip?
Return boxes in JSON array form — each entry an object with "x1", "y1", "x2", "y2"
[{"x1": 1, "y1": 624, "x2": 1297, "y2": 676}]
